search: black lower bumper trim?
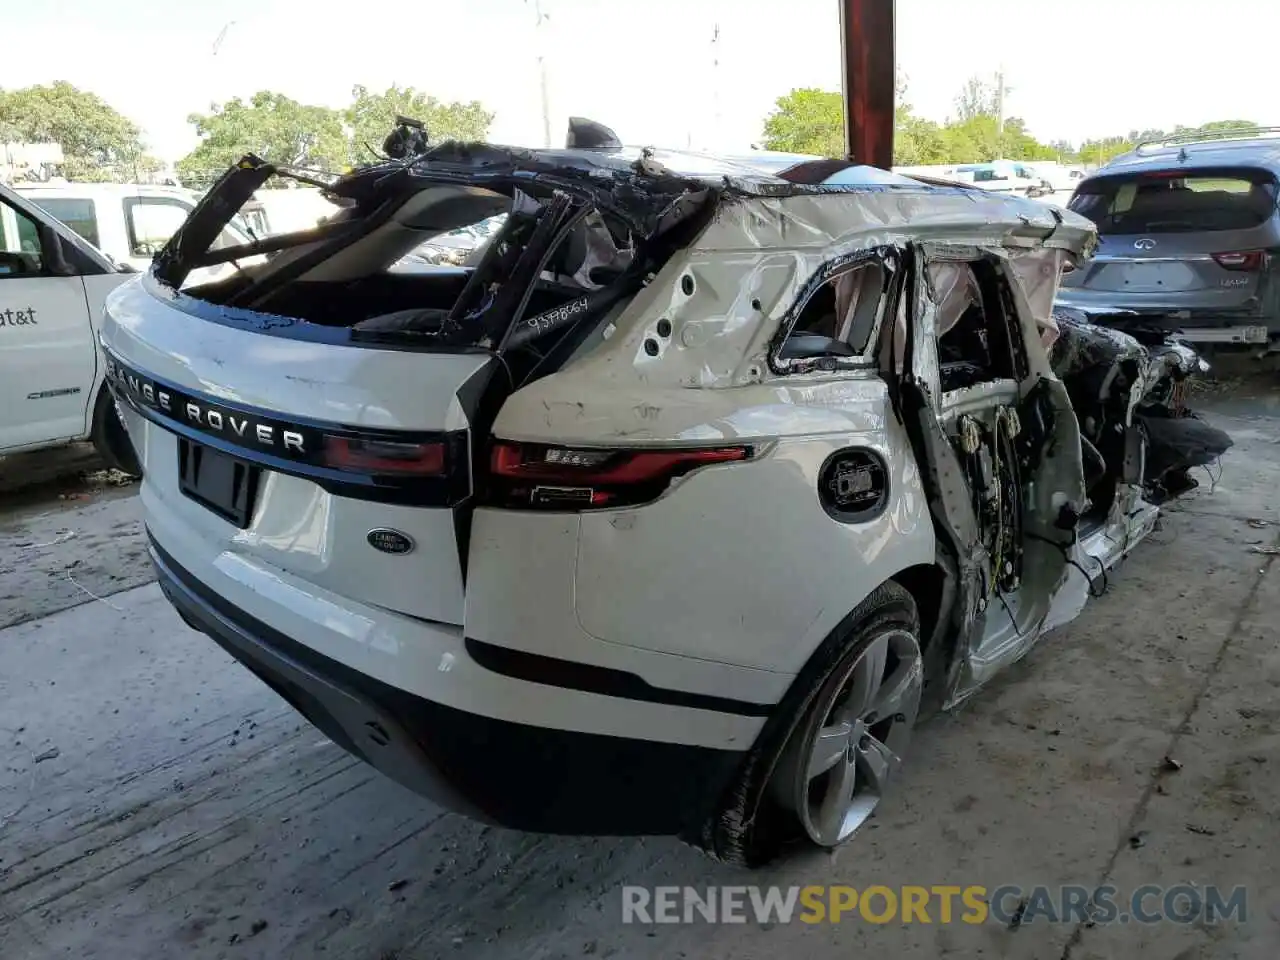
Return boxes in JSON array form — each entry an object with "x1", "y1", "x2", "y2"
[
  {"x1": 148, "y1": 533, "x2": 746, "y2": 836},
  {"x1": 464, "y1": 638, "x2": 774, "y2": 717}
]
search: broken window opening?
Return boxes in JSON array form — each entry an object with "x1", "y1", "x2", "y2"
[
  {"x1": 167, "y1": 168, "x2": 641, "y2": 363},
  {"x1": 931, "y1": 259, "x2": 1026, "y2": 394},
  {"x1": 774, "y1": 254, "x2": 894, "y2": 371}
]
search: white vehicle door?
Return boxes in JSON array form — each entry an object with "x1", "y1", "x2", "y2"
[{"x1": 0, "y1": 189, "x2": 99, "y2": 453}]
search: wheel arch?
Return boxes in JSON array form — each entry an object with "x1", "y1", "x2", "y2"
[
  {"x1": 89, "y1": 382, "x2": 141, "y2": 476},
  {"x1": 889, "y1": 552, "x2": 960, "y2": 715},
  {"x1": 785, "y1": 556, "x2": 958, "y2": 718}
]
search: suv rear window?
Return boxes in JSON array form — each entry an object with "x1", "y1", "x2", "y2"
[{"x1": 1069, "y1": 167, "x2": 1278, "y2": 234}]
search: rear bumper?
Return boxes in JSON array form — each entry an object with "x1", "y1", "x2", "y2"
[
  {"x1": 1175, "y1": 324, "x2": 1271, "y2": 345},
  {"x1": 150, "y1": 534, "x2": 744, "y2": 836},
  {"x1": 1054, "y1": 297, "x2": 1275, "y2": 346}
]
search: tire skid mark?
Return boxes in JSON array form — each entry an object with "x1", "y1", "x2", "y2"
[
  {"x1": 145, "y1": 771, "x2": 382, "y2": 912},
  {"x1": 328, "y1": 813, "x2": 445, "y2": 886},
  {"x1": 2, "y1": 716, "x2": 316, "y2": 877},
  {"x1": 6, "y1": 755, "x2": 360, "y2": 923},
  {"x1": 0, "y1": 747, "x2": 354, "y2": 913},
  {"x1": 42, "y1": 706, "x2": 296, "y2": 830}
]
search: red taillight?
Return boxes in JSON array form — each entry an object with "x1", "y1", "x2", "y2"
[
  {"x1": 489, "y1": 442, "x2": 750, "y2": 509},
  {"x1": 1212, "y1": 250, "x2": 1265, "y2": 271},
  {"x1": 324, "y1": 436, "x2": 447, "y2": 475}
]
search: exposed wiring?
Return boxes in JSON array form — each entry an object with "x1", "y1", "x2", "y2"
[
  {"x1": 1200, "y1": 457, "x2": 1223, "y2": 495},
  {"x1": 1071, "y1": 554, "x2": 1109, "y2": 598},
  {"x1": 985, "y1": 406, "x2": 1024, "y2": 597},
  {"x1": 996, "y1": 589, "x2": 1019, "y2": 635},
  {"x1": 492, "y1": 350, "x2": 517, "y2": 390},
  {"x1": 1025, "y1": 530, "x2": 1109, "y2": 598},
  {"x1": 989, "y1": 427, "x2": 1004, "y2": 598},
  {"x1": 362, "y1": 140, "x2": 392, "y2": 163}
]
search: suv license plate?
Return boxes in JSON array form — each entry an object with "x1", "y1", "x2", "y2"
[{"x1": 177, "y1": 439, "x2": 260, "y2": 528}]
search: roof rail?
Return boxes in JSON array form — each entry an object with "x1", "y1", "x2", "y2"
[{"x1": 1135, "y1": 126, "x2": 1280, "y2": 154}]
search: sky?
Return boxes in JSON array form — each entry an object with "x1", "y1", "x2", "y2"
[{"x1": 2, "y1": 0, "x2": 1272, "y2": 163}]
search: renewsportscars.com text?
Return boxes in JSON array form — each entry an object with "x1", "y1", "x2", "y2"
[{"x1": 621, "y1": 884, "x2": 1248, "y2": 926}]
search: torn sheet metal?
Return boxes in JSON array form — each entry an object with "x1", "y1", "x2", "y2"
[{"x1": 502, "y1": 189, "x2": 1095, "y2": 417}]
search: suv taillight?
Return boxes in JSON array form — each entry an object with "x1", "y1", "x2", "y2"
[
  {"x1": 488, "y1": 442, "x2": 751, "y2": 510},
  {"x1": 323, "y1": 437, "x2": 448, "y2": 476},
  {"x1": 1213, "y1": 250, "x2": 1265, "y2": 271}
]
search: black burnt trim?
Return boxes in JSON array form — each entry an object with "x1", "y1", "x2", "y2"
[
  {"x1": 107, "y1": 350, "x2": 470, "y2": 508},
  {"x1": 148, "y1": 532, "x2": 744, "y2": 836},
  {"x1": 464, "y1": 637, "x2": 775, "y2": 718}
]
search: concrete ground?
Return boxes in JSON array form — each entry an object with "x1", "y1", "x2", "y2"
[{"x1": 1, "y1": 387, "x2": 1278, "y2": 960}]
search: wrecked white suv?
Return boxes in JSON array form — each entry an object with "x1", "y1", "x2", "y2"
[{"x1": 100, "y1": 121, "x2": 1229, "y2": 865}]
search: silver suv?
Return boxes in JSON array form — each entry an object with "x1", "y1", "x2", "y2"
[{"x1": 1057, "y1": 128, "x2": 1280, "y2": 350}]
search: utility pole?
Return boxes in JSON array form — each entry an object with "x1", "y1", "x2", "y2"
[
  {"x1": 710, "y1": 22, "x2": 721, "y2": 151},
  {"x1": 994, "y1": 65, "x2": 1009, "y2": 159},
  {"x1": 531, "y1": 0, "x2": 552, "y2": 148},
  {"x1": 212, "y1": 21, "x2": 236, "y2": 56}
]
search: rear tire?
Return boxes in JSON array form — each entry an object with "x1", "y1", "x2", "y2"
[
  {"x1": 688, "y1": 582, "x2": 922, "y2": 867},
  {"x1": 89, "y1": 387, "x2": 141, "y2": 477}
]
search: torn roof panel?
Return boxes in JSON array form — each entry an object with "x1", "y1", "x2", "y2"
[
  {"x1": 323, "y1": 140, "x2": 1094, "y2": 244},
  {"x1": 695, "y1": 191, "x2": 1096, "y2": 257}
]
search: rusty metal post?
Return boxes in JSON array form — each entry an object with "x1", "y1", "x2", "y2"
[{"x1": 839, "y1": 0, "x2": 896, "y2": 168}]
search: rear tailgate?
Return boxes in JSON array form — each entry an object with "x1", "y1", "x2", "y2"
[
  {"x1": 1059, "y1": 166, "x2": 1280, "y2": 325},
  {"x1": 102, "y1": 147, "x2": 710, "y2": 631},
  {"x1": 105, "y1": 277, "x2": 493, "y2": 626}
]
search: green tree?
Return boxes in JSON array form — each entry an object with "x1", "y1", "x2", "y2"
[
  {"x1": 1077, "y1": 135, "x2": 1135, "y2": 166},
  {"x1": 759, "y1": 82, "x2": 1261, "y2": 171},
  {"x1": 954, "y1": 75, "x2": 998, "y2": 123},
  {"x1": 1002, "y1": 118, "x2": 1058, "y2": 161},
  {"x1": 1076, "y1": 121, "x2": 1261, "y2": 168},
  {"x1": 346, "y1": 85, "x2": 494, "y2": 161},
  {"x1": 761, "y1": 87, "x2": 845, "y2": 157},
  {"x1": 895, "y1": 114, "x2": 949, "y2": 164},
  {"x1": 894, "y1": 75, "x2": 949, "y2": 165},
  {"x1": 176, "y1": 91, "x2": 349, "y2": 188},
  {"x1": 1190, "y1": 119, "x2": 1259, "y2": 134},
  {"x1": 0, "y1": 81, "x2": 157, "y2": 181},
  {"x1": 1047, "y1": 139, "x2": 1078, "y2": 162},
  {"x1": 760, "y1": 79, "x2": 952, "y2": 163}
]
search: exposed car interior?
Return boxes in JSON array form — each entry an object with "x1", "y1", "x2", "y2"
[
  {"x1": 780, "y1": 261, "x2": 886, "y2": 360},
  {"x1": 933, "y1": 260, "x2": 1023, "y2": 392},
  {"x1": 177, "y1": 181, "x2": 639, "y2": 383}
]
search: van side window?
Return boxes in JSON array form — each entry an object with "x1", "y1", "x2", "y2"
[
  {"x1": 125, "y1": 198, "x2": 191, "y2": 258},
  {"x1": 30, "y1": 197, "x2": 100, "y2": 249},
  {"x1": 781, "y1": 261, "x2": 887, "y2": 364},
  {"x1": 0, "y1": 196, "x2": 44, "y2": 278},
  {"x1": 125, "y1": 197, "x2": 244, "y2": 260}
]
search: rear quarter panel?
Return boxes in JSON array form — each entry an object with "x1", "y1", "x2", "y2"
[{"x1": 492, "y1": 374, "x2": 935, "y2": 675}]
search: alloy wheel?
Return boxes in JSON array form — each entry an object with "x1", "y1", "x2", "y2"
[{"x1": 783, "y1": 628, "x2": 923, "y2": 847}]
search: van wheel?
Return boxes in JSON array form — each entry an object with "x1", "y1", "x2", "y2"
[
  {"x1": 89, "y1": 388, "x2": 141, "y2": 477},
  {"x1": 689, "y1": 582, "x2": 922, "y2": 866}
]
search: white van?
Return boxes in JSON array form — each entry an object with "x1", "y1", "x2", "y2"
[
  {"x1": 0, "y1": 182, "x2": 136, "y2": 468},
  {"x1": 953, "y1": 161, "x2": 1049, "y2": 197},
  {"x1": 248, "y1": 187, "x2": 341, "y2": 236},
  {"x1": 14, "y1": 183, "x2": 255, "y2": 282}
]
